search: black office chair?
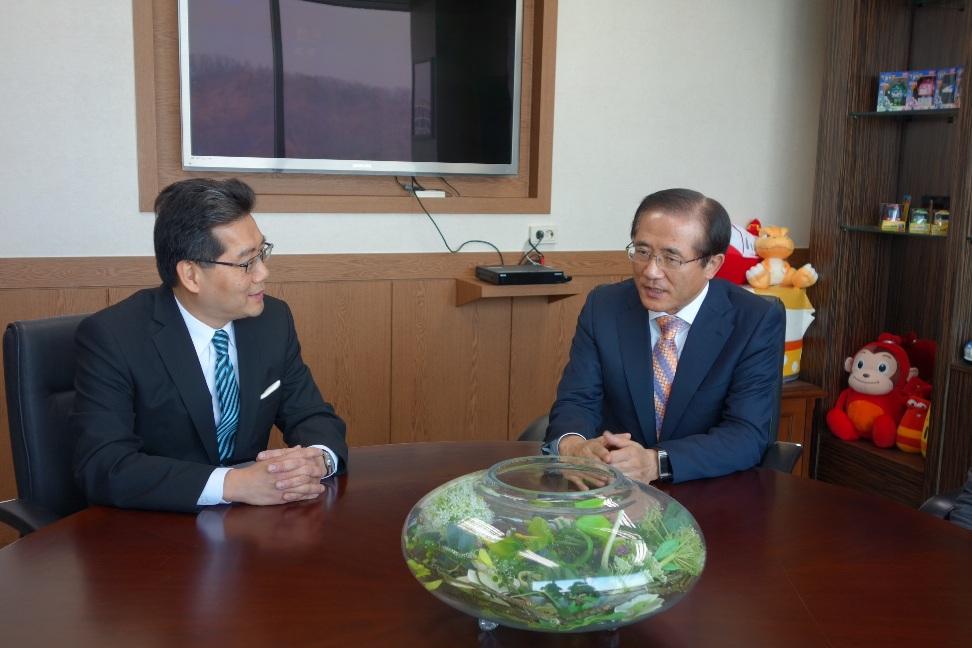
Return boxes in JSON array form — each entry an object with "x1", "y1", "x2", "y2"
[
  {"x1": 1, "y1": 314, "x2": 89, "y2": 535},
  {"x1": 919, "y1": 491, "x2": 960, "y2": 520},
  {"x1": 758, "y1": 441, "x2": 802, "y2": 473},
  {"x1": 518, "y1": 414, "x2": 550, "y2": 441},
  {"x1": 518, "y1": 414, "x2": 802, "y2": 473}
]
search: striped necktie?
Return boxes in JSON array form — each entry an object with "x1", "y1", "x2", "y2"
[
  {"x1": 212, "y1": 329, "x2": 239, "y2": 464},
  {"x1": 653, "y1": 315, "x2": 685, "y2": 440}
]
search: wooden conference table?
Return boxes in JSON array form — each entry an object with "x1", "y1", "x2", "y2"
[{"x1": 0, "y1": 442, "x2": 969, "y2": 647}]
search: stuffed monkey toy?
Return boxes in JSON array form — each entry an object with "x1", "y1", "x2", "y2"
[{"x1": 826, "y1": 333, "x2": 919, "y2": 448}]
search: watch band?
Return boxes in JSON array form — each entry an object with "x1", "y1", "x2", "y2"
[
  {"x1": 321, "y1": 449, "x2": 335, "y2": 478},
  {"x1": 656, "y1": 448, "x2": 673, "y2": 482}
]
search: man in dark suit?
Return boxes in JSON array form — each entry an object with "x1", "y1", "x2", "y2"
[
  {"x1": 71, "y1": 178, "x2": 347, "y2": 512},
  {"x1": 544, "y1": 188, "x2": 784, "y2": 484}
]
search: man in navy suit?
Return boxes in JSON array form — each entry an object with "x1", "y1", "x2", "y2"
[
  {"x1": 71, "y1": 178, "x2": 347, "y2": 512},
  {"x1": 544, "y1": 188, "x2": 784, "y2": 484}
]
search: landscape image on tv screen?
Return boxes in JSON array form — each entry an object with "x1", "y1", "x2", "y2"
[{"x1": 180, "y1": 0, "x2": 521, "y2": 175}]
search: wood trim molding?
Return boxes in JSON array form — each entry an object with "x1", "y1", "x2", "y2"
[
  {"x1": 0, "y1": 249, "x2": 810, "y2": 289},
  {"x1": 132, "y1": 0, "x2": 558, "y2": 214},
  {"x1": 0, "y1": 251, "x2": 627, "y2": 289}
]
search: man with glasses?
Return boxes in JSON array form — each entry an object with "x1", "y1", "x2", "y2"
[
  {"x1": 72, "y1": 178, "x2": 347, "y2": 512},
  {"x1": 544, "y1": 188, "x2": 785, "y2": 485}
]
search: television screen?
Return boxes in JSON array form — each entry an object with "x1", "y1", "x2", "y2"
[{"x1": 178, "y1": 0, "x2": 522, "y2": 176}]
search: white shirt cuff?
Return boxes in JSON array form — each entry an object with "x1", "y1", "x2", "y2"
[
  {"x1": 552, "y1": 433, "x2": 586, "y2": 454},
  {"x1": 197, "y1": 466, "x2": 232, "y2": 506}
]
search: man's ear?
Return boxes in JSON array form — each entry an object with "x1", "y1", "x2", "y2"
[
  {"x1": 176, "y1": 260, "x2": 202, "y2": 295},
  {"x1": 703, "y1": 253, "x2": 725, "y2": 278}
]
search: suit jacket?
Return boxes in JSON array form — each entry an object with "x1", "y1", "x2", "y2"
[
  {"x1": 545, "y1": 278, "x2": 784, "y2": 482},
  {"x1": 71, "y1": 286, "x2": 348, "y2": 512}
]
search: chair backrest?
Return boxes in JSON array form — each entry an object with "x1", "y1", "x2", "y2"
[
  {"x1": 759, "y1": 441, "x2": 802, "y2": 473},
  {"x1": 3, "y1": 314, "x2": 88, "y2": 518},
  {"x1": 518, "y1": 414, "x2": 550, "y2": 441}
]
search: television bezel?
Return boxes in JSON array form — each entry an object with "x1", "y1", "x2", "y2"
[{"x1": 177, "y1": 0, "x2": 523, "y2": 177}]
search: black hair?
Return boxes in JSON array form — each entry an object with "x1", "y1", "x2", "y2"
[
  {"x1": 630, "y1": 188, "x2": 730, "y2": 260},
  {"x1": 153, "y1": 178, "x2": 255, "y2": 287}
]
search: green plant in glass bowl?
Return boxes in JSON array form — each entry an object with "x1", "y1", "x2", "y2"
[{"x1": 402, "y1": 456, "x2": 705, "y2": 633}]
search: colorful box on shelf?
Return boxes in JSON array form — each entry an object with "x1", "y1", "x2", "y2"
[
  {"x1": 880, "y1": 203, "x2": 905, "y2": 232},
  {"x1": 876, "y1": 71, "x2": 909, "y2": 112},
  {"x1": 908, "y1": 208, "x2": 930, "y2": 234},
  {"x1": 876, "y1": 66, "x2": 963, "y2": 112},
  {"x1": 907, "y1": 69, "x2": 937, "y2": 110}
]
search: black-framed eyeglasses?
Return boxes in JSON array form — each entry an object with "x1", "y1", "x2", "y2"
[
  {"x1": 626, "y1": 243, "x2": 706, "y2": 270},
  {"x1": 193, "y1": 241, "x2": 273, "y2": 273}
]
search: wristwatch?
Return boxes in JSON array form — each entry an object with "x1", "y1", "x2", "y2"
[
  {"x1": 656, "y1": 449, "x2": 673, "y2": 483},
  {"x1": 321, "y1": 450, "x2": 335, "y2": 478}
]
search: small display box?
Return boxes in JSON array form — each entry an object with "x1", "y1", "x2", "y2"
[
  {"x1": 934, "y1": 66, "x2": 963, "y2": 109},
  {"x1": 879, "y1": 203, "x2": 904, "y2": 232},
  {"x1": 907, "y1": 69, "x2": 937, "y2": 110},
  {"x1": 876, "y1": 71, "x2": 909, "y2": 111}
]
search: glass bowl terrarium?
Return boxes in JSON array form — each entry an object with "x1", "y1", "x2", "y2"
[{"x1": 402, "y1": 456, "x2": 705, "y2": 633}]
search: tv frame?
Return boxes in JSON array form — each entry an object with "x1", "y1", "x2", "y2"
[{"x1": 177, "y1": 0, "x2": 523, "y2": 177}]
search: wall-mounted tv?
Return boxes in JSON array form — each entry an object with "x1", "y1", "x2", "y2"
[{"x1": 178, "y1": 0, "x2": 522, "y2": 176}]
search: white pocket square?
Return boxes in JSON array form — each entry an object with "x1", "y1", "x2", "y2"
[{"x1": 259, "y1": 380, "x2": 281, "y2": 400}]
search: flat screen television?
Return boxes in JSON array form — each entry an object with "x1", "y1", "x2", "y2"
[{"x1": 178, "y1": 0, "x2": 522, "y2": 176}]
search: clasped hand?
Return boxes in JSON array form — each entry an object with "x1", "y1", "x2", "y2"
[
  {"x1": 223, "y1": 445, "x2": 327, "y2": 506},
  {"x1": 559, "y1": 431, "x2": 659, "y2": 485}
]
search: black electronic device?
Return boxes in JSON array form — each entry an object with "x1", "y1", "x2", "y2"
[{"x1": 475, "y1": 264, "x2": 571, "y2": 285}]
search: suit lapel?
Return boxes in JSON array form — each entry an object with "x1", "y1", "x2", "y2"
[
  {"x1": 618, "y1": 287, "x2": 655, "y2": 443},
  {"x1": 662, "y1": 282, "x2": 733, "y2": 438},
  {"x1": 232, "y1": 316, "x2": 261, "y2": 459},
  {"x1": 151, "y1": 288, "x2": 220, "y2": 463}
]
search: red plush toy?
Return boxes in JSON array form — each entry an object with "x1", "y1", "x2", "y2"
[{"x1": 826, "y1": 333, "x2": 919, "y2": 448}]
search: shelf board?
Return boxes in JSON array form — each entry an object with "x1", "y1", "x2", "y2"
[
  {"x1": 849, "y1": 109, "x2": 958, "y2": 122},
  {"x1": 815, "y1": 430, "x2": 925, "y2": 506},
  {"x1": 839, "y1": 223, "x2": 949, "y2": 238},
  {"x1": 950, "y1": 360, "x2": 972, "y2": 375},
  {"x1": 781, "y1": 379, "x2": 826, "y2": 400},
  {"x1": 455, "y1": 278, "x2": 580, "y2": 306}
]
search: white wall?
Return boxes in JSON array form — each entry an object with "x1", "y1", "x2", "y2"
[{"x1": 0, "y1": 0, "x2": 829, "y2": 258}]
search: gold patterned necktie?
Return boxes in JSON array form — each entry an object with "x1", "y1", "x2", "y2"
[{"x1": 653, "y1": 315, "x2": 685, "y2": 440}]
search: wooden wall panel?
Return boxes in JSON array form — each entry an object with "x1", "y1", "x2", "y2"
[
  {"x1": 507, "y1": 275, "x2": 626, "y2": 440},
  {"x1": 268, "y1": 281, "x2": 392, "y2": 448},
  {"x1": 108, "y1": 286, "x2": 155, "y2": 305},
  {"x1": 0, "y1": 288, "x2": 107, "y2": 547},
  {"x1": 0, "y1": 249, "x2": 812, "y2": 548},
  {"x1": 391, "y1": 280, "x2": 511, "y2": 443}
]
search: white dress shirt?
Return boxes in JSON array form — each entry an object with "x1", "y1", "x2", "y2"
[
  {"x1": 174, "y1": 297, "x2": 338, "y2": 506},
  {"x1": 553, "y1": 281, "x2": 710, "y2": 452}
]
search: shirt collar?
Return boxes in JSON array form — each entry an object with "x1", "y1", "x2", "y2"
[
  {"x1": 649, "y1": 280, "x2": 709, "y2": 326},
  {"x1": 173, "y1": 295, "x2": 237, "y2": 355}
]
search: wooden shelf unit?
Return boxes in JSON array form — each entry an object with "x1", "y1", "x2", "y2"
[
  {"x1": 814, "y1": 430, "x2": 926, "y2": 507},
  {"x1": 804, "y1": 0, "x2": 972, "y2": 505}
]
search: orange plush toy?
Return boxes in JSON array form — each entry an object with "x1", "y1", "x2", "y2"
[
  {"x1": 745, "y1": 225, "x2": 818, "y2": 289},
  {"x1": 826, "y1": 333, "x2": 919, "y2": 448}
]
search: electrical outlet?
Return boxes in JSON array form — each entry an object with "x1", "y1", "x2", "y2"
[{"x1": 529, "y1": 225, "x2": 558, "y2": 246}]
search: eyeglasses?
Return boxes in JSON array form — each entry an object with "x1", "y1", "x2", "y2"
[
  {"x1": 194, "y1": 241, "x2": 273, "y2": 273},
  {"x1": 626, "y1": 243, "x2": 705, "y2": 270}
]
